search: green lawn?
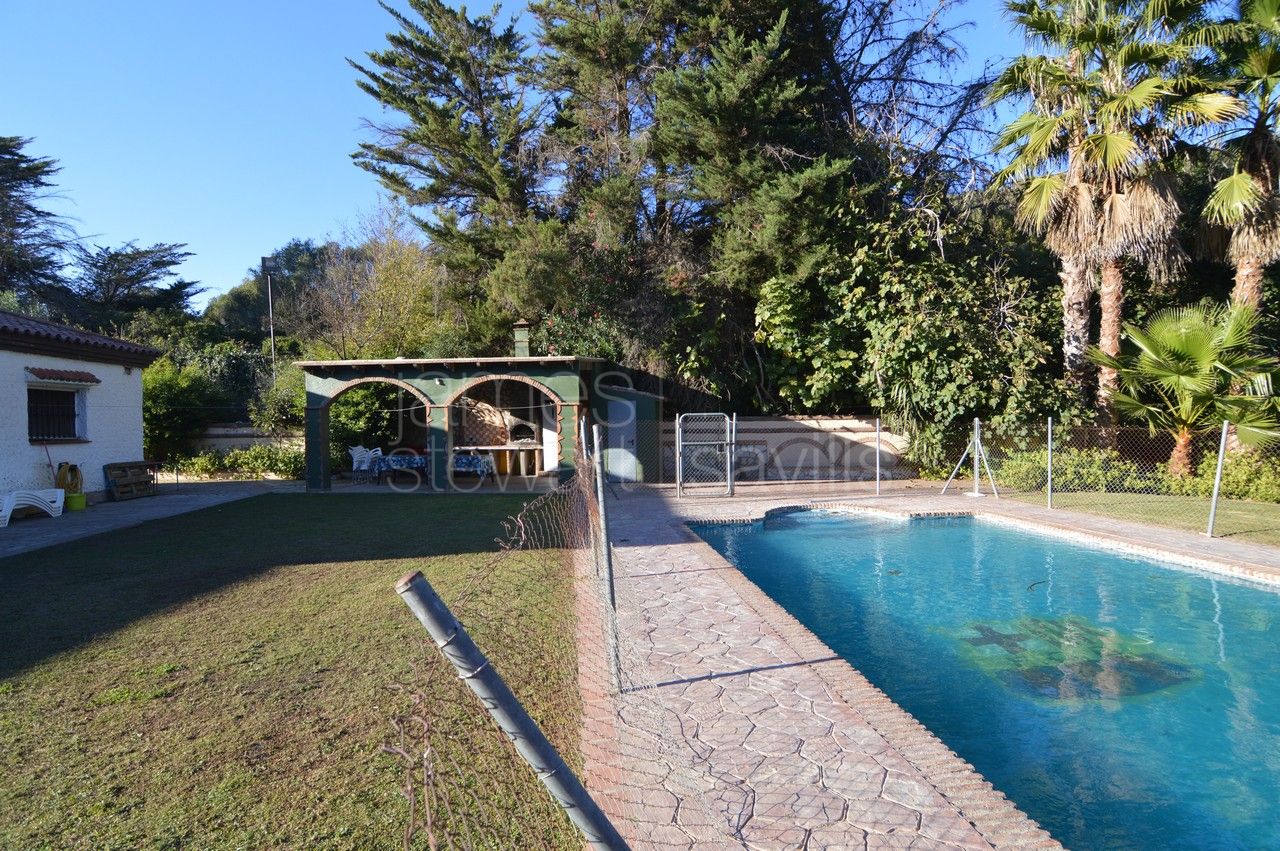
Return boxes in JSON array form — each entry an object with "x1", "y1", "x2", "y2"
[
  {"x1": 1011, "y1": 491, "x2": 1280, "y2": 547},
  {"x1": 0, "y1": 493, "x2": 581, "y2": 850}
]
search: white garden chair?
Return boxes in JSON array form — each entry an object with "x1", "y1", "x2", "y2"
[
  {"x1": 367, "y1": 447, "x2": 385, "y2": 482},
  {"x1": 348, "y1": 446, "x2": 372, "y2": 483}
]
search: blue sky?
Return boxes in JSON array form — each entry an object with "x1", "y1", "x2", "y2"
[{"x1": 3, "y1": 0, "x2": 1019, "y2": 310}]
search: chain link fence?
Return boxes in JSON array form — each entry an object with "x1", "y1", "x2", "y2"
[
  {"x1": 375, "y1": 413, "x2": 1280, "y2": 848},
  {"x1": 942, "y1": 419, "x2": 1280, "y2": 546},
  {"x1": 636, "y1": 416, "x2": 909, "y2": 490},
  {"x1": 380, "y1": 435, "x2": 750, "y2": 848},
  {"x1": 674, "y1": 413, "x2": 734, "y2": 495},
  {"x1": 379, "y1": 479, "x2": 591, "y2": 849}
]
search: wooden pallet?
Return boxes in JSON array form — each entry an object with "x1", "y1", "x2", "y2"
[{"x1": 103, "y1": 462, "x2": 159, "y2": 501}]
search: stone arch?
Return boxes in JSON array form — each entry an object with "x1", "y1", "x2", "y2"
[
  {"x1": 441, "y1": 373, "x2": 562, "y2": 408},
  {"x1": 304, "y1": 375, "x2": 436, "y2": 491},
  {"x1": 318, "y1": 376, "x2": 434, "y2": 412},
  {"x1": 445, "y1": 374, "x2": 565, "y2": 475}
]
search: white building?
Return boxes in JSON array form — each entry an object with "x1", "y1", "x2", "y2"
[{"x1": 0, "y1": 310, "x2": 159, "y2": 497}]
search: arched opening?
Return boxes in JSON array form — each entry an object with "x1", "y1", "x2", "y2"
[
  {"x1": 447, "y1": 376, "x2": 560, "y2": 479},
  {"x1": 307, "y1": 377, "x2": 434, "y2": 489}
]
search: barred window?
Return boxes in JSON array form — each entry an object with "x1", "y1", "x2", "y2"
[{"x1": 27, "y1": 388, "x2": 80, "y2": 440}]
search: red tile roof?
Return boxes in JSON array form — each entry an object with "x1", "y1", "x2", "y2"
[
  {"x1": 25, "y1": 367, "x2": 102, "y2": 384},
  {"x1": 0, "y1": 310, "x2": 159, "y2": 367}
]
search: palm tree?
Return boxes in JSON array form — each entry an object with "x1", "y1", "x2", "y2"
[
  {"x1": 1199, "y1": 0, "x2": 1280, "y2": 309},
  {"x1": 991, "y1": 0, "x2": 1231, "y2": 416},
  {"x1": 1089, "y1": 302, "x2": 1278, "y2": 474}
]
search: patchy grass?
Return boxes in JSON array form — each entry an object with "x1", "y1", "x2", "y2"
[
  {"x1": 1011, "y1": 491, "x2": 1280, "y2": 547},
  {"x1": 0, "y1": 493, "x2": 581, "y2": 850}
]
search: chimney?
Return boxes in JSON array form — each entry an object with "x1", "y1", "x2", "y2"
[{"x1": 512, "y1": 319, "x2": 531, "y2": 358}]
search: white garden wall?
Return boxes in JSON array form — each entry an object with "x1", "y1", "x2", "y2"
[
  {"x1": 655, "y1": 416, "x2": 909, "y2": 481},
  {"x1": 0, "y1": 348, "x2": 145, "y2": 495}
]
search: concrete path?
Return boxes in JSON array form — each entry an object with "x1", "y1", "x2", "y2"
[
  {"x1": 0, "y1": 480, "x2": 302, "y2": 559},
  {"x1": 582, "y1": 484, "x2": 1280, "y2": 849}
]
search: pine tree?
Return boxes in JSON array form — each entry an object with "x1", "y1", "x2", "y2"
[
  {"x1": 0, "y1": 136, "x2": 74, "y2": 301},
  {"x1": 38, "y1": 242, "x2": 200, "y2": 332},
  {"x1": 352, "y1": 0, "x2": 541, "y2": 347}
]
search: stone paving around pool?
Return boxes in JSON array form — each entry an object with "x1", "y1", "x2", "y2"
[{"x1": 576, "y1": 484, "x2": 1280, "y2": 849}]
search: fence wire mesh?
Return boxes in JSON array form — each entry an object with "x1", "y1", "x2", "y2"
[
  {"x1": 380, "y1": 479, "x2": 590, "y2": 849},
  {"x1": 653, "y1": 417, "x2": 904, "y2": 488},
  {"x1": 381, "y1": 440, "x2": 751, "y2": 848},
  {"x1": 936, "y1": 419, "x2": 1280, "y2": 545},
  {"x1": 676, "y1": 413, "x2": 733, "y2": 494}
]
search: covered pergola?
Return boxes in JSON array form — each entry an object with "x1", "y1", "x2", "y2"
[{"x1": 296, "y1": 355, "x2": 610, "y2": 491}]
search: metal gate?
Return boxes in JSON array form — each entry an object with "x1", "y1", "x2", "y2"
[{"x1": 676, "y1": 413, "x2": 736, "y2": 497}]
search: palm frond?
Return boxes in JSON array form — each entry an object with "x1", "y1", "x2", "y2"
[
  {"x1": 1097, "y1": 77, "x2": 1169, "y2": 121},
  {"x1": 1014, "y1": 173, "x2": 1068, "y2": 229},
  {"x1": 1168, "y1": 91, "x2": 1249, "y2": 126},
  {"x1": 1080, "y1": 131, "x2": 1139, "y2": 171},
  {"x1": 1204, "y1": 169, "x2": 1264, "y2": 225}
]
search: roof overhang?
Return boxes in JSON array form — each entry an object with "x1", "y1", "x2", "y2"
[
  {"x1": 0, "y1": 329, "x2": 160, "y2": 368},
  {"x1": 294, "y1": 356, "x2": 607, "y2": 370},
  {"x1": 25, "y1": 367, "x2": 102, "y2": 386}
]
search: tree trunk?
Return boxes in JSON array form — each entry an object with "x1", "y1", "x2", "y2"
[
  {"x1": 1169, "y1": 428, "x2": 1194, "y2": 477},
  {"x1": 1097, "y1": 258, "x2": 1124, "y2": 431},
  {"x1": 1232, "y1": 253, "x2": 1265, "y2": 310},
  {"x1": 1061, "y1": 257, "x2": 1092, "y2": 399},
  {"x1": 1227, "y1": 254, "x2": 1265, "y2": 452}
]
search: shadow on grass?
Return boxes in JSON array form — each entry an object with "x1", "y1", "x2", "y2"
[{"x1": 0, "y1": 492, "x2": 533, "y2": 681}]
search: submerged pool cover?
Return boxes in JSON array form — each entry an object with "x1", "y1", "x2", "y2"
[{"x1": 693, "y1": 512, "x2": 1280, "y2": 851}]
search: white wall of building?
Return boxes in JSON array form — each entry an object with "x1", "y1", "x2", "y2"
[{"x1": 0, "y1": 349, "x2": 145, "y2": 495}]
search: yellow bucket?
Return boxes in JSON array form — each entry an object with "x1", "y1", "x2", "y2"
[{"x1": 65, "y1": 492, "x2": 87, "y2": 512}]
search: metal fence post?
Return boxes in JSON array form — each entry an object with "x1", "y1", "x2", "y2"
[
  {"x1": 591, "y1": 424, "x2": 616, "y2": 612},
  {"x1": 971, "y1": 418, "x2": 982, "y2": 497},
  {"x1": 395, "y1": 572, "x2": 631, "y2": 850},
  {"x1": 875, "y1": 417, "x2": 881, "y2": 496},
  {"x1": 1206, "y1": 419, "x2": 1229, "y2": 537},
  {"x1": 1047, "y1": 416, "x2": 1054, "y2": 510},
  {"x1": 675, "y1": 414, "x2": 683, "y2": 499},
  {"x1": 727, "y1": 413, "x2": 737, "y2": 497}
]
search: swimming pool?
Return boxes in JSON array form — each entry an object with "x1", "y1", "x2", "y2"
[{"x1": 693, "y1": 511, "x2": 1280, "y2": 851}]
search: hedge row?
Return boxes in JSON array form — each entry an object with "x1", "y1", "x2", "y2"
[{"x1": 170, "y1": 445, "x2": 306, "y2": 480}]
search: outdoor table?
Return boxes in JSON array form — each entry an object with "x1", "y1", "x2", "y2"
[
  {"x1": 369, "y1": 453, "x2": 430, "y2": 483},
  {"x1": 451, "y1": 451, "x2": 496, "y2": 479},
  {"x1": 457, "y1": 444, "x2": 543, "y2": 476}
]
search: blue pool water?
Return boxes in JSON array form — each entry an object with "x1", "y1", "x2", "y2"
[{"x1": 693, "y1": 512, "x2": 1280, "y2": 851}]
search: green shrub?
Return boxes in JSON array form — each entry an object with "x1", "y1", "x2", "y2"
[
  {"x1": 250, "y1": 366, "x2": 306, "y2": 437},
  {"x1": 328, "y1": 384, "x2": 400, "y2": 469},
  {"x1": 996, "y1": 447, "x2": 1160, "y2": 493},
  {"x1": 1163, "y1": 451, "x2": 1280, "y2": 503},
  {"x1": 173, "y1": 451, "x2": 227, "y2": 478},
  {"x1": 223, "y1": 445, "x2": 306, "y2": 479},
  {"x1": 997, "y1": 445, "x2": 1280, "y2": 504},
  {"x1": 143, "y1": 358, "x2": 226, "y2": 460},
  {"x1": 170, "y1": 445, "x2": 304, "y2": 480},
  {"x1": 996, "y1": 449, "x2": 1049, "y2": 491}
]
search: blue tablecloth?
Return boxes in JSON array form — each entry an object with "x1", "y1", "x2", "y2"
[
  {"x1": 369, "y1": 454, "x2": 430, "y2": 480},
  {"x1": 451, "y1": 453, "x2": 495, "y2": 478}
]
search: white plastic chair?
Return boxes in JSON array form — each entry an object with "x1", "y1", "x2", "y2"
[
  {"x1": 0, "y1": 489, "x2": 65, "y2": 528},
  {"x1": 348, "y1": 446, "x2": 371, "y2": 483},
  {"x1": 366, "y1": 447, "x2": 385, "y2": 482}
]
